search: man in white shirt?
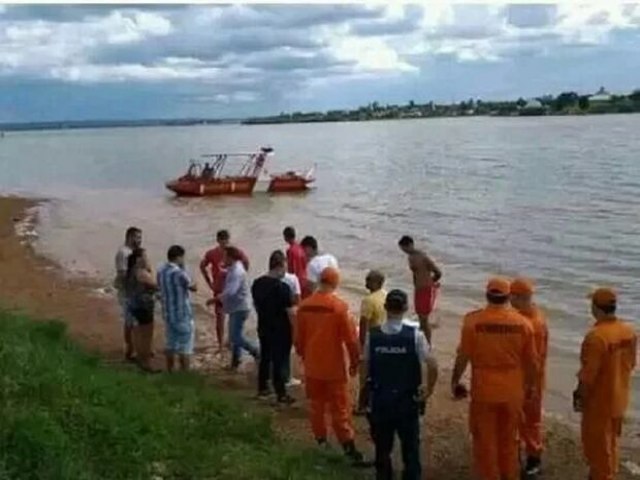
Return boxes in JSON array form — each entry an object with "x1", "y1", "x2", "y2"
[
  {"x1": 113, "y1": 226, "x2": 142, "y2": 361},
  {"x1": 300, "y1": 235, "x2": 338, "y2": 293},
  {"x1": 281, "y1": 270, "x2": 302, "y2": 387},
  {"x1": 282, "y1": 272, "x2": 301, "y2": 305}
]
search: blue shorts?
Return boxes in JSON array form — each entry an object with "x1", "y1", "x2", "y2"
[{"x1": 165, "y1": 320, "x2": 195, "y2": 355}]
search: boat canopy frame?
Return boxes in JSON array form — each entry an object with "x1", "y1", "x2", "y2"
[{"x1": 198, "y1": 147, "x2": 273, "y2": 178}]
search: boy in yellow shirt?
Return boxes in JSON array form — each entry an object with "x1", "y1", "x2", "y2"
[{"x1": 356, "y1": 270, "x2": 387, "y2": 414}]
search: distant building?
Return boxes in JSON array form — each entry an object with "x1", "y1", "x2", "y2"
[
  {"x1": 589, "y1": 86, "x2": 612, "y2": 103},
  {"x1": 520, "y1": 98, "x2": 546, "y2": 116},
  {"x1": 523, "y1": 99, "x2": 543, "y2": 109},
  {"x1": 400, "y1": 109, "x2": 423, "y2": 119}
]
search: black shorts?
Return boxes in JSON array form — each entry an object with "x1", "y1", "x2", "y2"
[{"x1": 129, "y1": 307, "x2": 154, "y2": 326}]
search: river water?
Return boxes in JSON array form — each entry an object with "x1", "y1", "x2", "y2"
[{"x1": 1, "y1": 115, "x2": 638, "y2": 420}]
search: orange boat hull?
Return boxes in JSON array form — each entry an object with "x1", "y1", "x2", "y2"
[
  {"x1": 268, "y1": 175, "x2": 314, "y2": 193},
  {"x1": 166, "y1": 176, "x2": 257, "y2": 196}
]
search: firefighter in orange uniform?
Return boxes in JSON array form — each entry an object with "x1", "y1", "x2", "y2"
[
  {"x1": 294, "y1": 267, "x2": 370, "y2": 467},
  {"x1": 510, "y1": 277, "x2": 548, "y2": 478},
  {"x1": 451, "y1": 277, "x2": 538, "y2": 480},
  {"x1": 574, "y1": 287, "x2": 637, "y2": 480}
]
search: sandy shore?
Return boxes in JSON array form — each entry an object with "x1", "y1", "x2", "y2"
[{"x1": 0, "y1": 196, "x2": 637, "y2": 479}]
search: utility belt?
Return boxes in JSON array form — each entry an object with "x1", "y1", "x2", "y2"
[{"x1": 368, "y1": 383, "x2": 425, "y2": 416}]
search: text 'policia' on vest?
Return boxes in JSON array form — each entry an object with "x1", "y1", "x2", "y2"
[{"x1": 368, "y1": 324, "x2": 422, "y2": 413}]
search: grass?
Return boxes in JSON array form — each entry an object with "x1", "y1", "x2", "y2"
[{"x1": 0, "y1": 311, "x2": 359, "y2": 480}]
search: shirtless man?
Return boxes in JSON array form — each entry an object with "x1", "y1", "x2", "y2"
[{"x1": 398, "y1": 235, "x2": 442, "y2": 343}]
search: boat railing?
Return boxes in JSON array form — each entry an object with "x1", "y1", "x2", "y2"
[{"x1": 181, "y1": 148, "x2": 276, "y2": 180}]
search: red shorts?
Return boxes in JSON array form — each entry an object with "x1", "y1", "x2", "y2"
[{"x1": 414, "y1": 284, "x2": 438, "y2": 316}]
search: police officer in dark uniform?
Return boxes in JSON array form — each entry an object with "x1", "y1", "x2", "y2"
[{"x1": 364, "y1": 289, "x2": 439, "y2": 480}]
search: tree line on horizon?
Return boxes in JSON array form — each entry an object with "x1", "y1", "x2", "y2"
[{"x1": 243, "y1": 88, "x2": 640, "y2": 124}]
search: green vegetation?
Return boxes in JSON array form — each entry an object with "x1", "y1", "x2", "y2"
[
  {"x1": 243, "y1": 87, "x2": 640, "y2": 125},
  {"x1": 0, "y1": 311, "x2": 357, "y2": 480}
]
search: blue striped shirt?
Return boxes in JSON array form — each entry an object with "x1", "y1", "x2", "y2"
[{"x1": 157, "y1": 262, "x2": 193, "y2": 326}]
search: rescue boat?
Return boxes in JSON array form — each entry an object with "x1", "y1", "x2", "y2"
[{"x1": 165, "y1": 147, "x2": 315, "y2": 197}]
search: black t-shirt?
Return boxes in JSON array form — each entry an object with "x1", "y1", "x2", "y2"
[{"x1": 251, "y1": 275, "x2": 293, "y2": 335}]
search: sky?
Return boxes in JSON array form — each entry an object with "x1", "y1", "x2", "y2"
[{"x1": 1, "y1": 3, "x2": 640, "y2": 122}]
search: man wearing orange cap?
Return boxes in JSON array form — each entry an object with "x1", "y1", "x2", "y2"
[
  {"x1": 574, "y1": 288, "x2": 637, "y2": 480},
  {"x1": 295, "y1": 267, "x2": 369, "y2": 467},
  {"x1": 451, "y1": 277, "x2": 538, "y2": 480},
  {"x1": 510, "y1": 277, "x2": 548, "y2": 478}
]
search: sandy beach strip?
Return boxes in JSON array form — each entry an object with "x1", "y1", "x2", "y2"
[{"x1": 0, "y1": 195, "x2": 637, "y2": 479}]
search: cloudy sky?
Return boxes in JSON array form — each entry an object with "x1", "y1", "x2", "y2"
[{"x1": 1, "y1": 3, "x2": 640, "y2": 122}]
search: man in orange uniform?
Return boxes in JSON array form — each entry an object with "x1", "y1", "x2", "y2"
[
  {"x1": 451, "y1": 277, "x2": 538, "y2": 480},
  {"x1": 295, "y1": 267, "x2": 369, "y2": 467},
  {"x1": 510, "y1": 277, "x2": 548, "y2": 478},
  {"x1": 574, "y1": 288, "x2": 637, "y2": 480}
]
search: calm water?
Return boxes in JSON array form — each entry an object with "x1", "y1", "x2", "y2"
[{"x1": 1, "y1": 115, "x2": 639, "y2": 418}]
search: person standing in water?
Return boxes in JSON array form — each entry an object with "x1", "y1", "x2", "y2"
[
  {"x1": 125, "y1": 247, "x2": 158, "y2": 373},
  {"x1": 398, "y1": 236, "x2": 442, "y2": 343},
  {"x1": 200, "y1": 229, "x2": 249, "y2": 353},
  {"x1": 114, "y1": 226, "x2": 142, "y2": 362}
]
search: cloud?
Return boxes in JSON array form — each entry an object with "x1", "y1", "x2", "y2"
[
  {"x1": 249, "y1": 4, "x2": 385, "y2": 29},
  {"x1": 506, "y1": 5, "x2": 558, "y2": 29},
  {"x1": 349, "y1": 4, "x2": 424, "y2": 36},
  {"x1": 0, "y1": 4, "x2": 180, "y2": 22},
  {"x1": 244, "y1": 49, "x2": 352, "y2": 72},
  {"x1": 0, "y1": 9, "x2": 173, "y2": 76},
  {"x1": 331, "y1": 36, "x2": 419, "y2": 72},
  {"x1": 1, "y1": 4, "x2": 639, "y2": 121},
  {"x1": 180, "y1": 90, "x2": 260, "y2": 106},
  {"x1": 93, "y1": 27, "x2": 324, "y2": 66}
]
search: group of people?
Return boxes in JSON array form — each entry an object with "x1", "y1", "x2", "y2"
[
  {"x1": 114, "y1": 228, "x2": 198, "y2": 372},
  {"x1": 114, "y1": 226, "x2": 637, "y2": 480},
  {"x1": 451, "y1": 278, "x2": 636, "y2": 480}
]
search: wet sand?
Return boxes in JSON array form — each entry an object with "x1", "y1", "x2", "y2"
[{"x1": 0, "y1": 196, "x2": 637, "y2": 480}]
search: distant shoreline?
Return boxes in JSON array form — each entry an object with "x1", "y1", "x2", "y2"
[
  {"x1": 244, "y1": 87, "x2": 640, "y2": 125},
  {"x1": 4, "y1": 86, "x2": 639, "y2": 132},
  {"x1": 242, "y1": 110, "x2": 640, "y2": 125},
  {"x1": 2, "y1": 110, "x2": 639, "y2": 134},
  {"x1": 0, "y1": 118, "x2": 241, "y2": 133}
]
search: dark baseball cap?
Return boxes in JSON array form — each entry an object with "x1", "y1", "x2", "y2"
[{"x1": 385, "y1": 289, "x2": 408, "y2": 311}]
